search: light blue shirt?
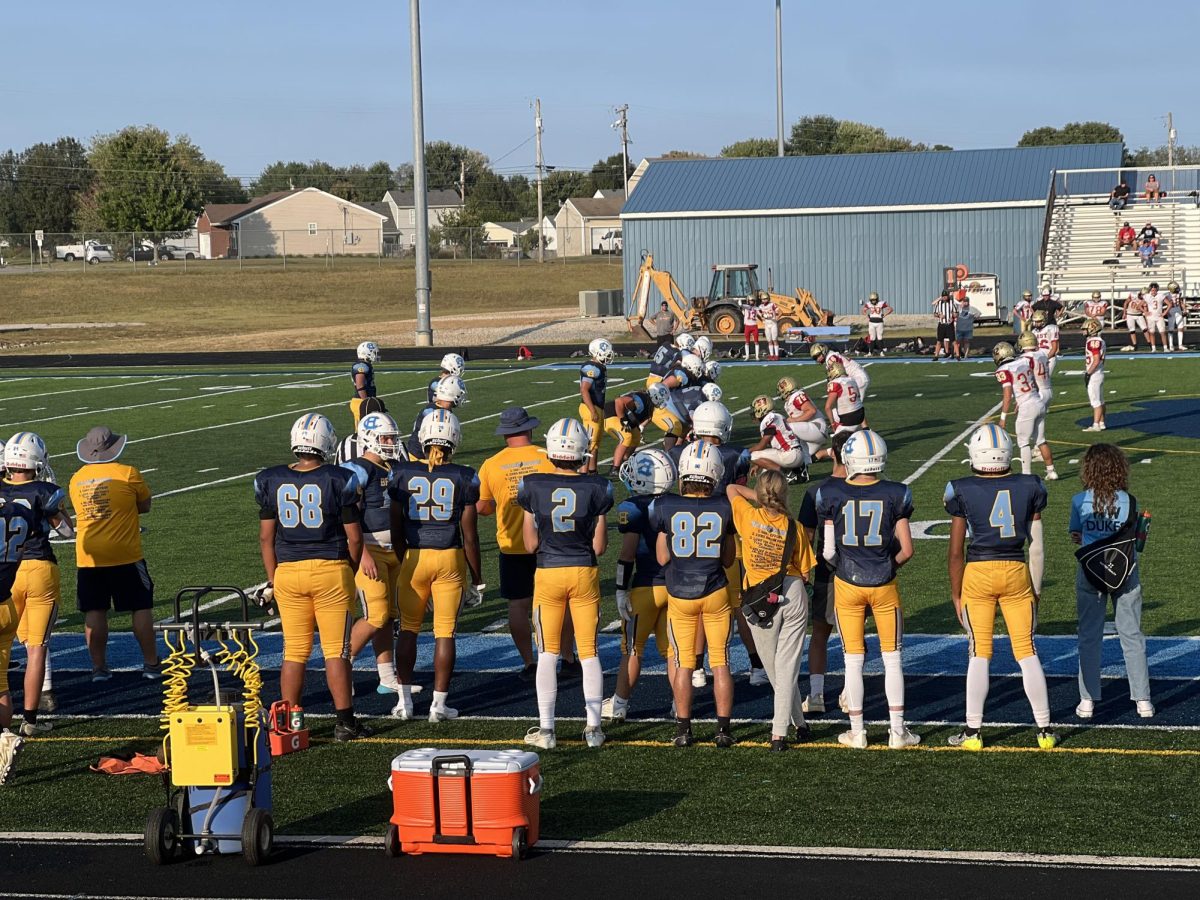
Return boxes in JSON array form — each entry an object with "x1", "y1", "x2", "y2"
[{"x1": 1069, "y1": 489, "x2": 1134, "y2": 547}]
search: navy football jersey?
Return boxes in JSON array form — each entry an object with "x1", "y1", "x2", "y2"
[
  {"x1": 944, "y1": 473, "x2": 1048, "y2": 563},
  {"x1": 676, "y1": 380, "x2": 709, "y2": 417},
  {"x1": 668, "y1": 441, "x2": 750, "y2": 493},
  {"x1": 0, "y1": 497, "x2": 35, "y2": 599},
  {"x1": 341, "y1": 457, "x2": 395, "y2": 547},
  {"x1": 389, "y1": 461, "x2": 480, "y2": 550},
  {"x1": 255, "y1": 464, "x2": 362, "y2": 563},
  {"x1": 580, "y1": 362, "x2": 607, "y2": 407},
  {"x1": 0, "y1": 478, "x2": 65, "y2": 564},
  {"x1": 516, "y1": 472, "x2": 613, "y2": 568},
  {"x1": 351, "y1": 360, "x2": 376, "y2": 397},
  {"x1": 650, "y1": 494, "x2": 734, "y2": 600},
  {"x1": 798, "y1": 478, "x2": 838, "y2": 587},
  {"x1": 649, "y1": 344, "x2": 681, "y2": 378},
  {"x1": 604, "y1": 391, "x2": 653, "y2": 428},
  {"x1": 815, "y1": 478, "x2": 913, "y2": 587},
  {"x1": 406, "y1": 406, "x2": 435, "y2": 459},
  {"x1": 616, "y1": 493, "x2": 664, "y2": 587}
]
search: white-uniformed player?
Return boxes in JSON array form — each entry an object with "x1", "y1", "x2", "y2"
[
  {"x1": 1082, "y1": 319, "x2": 1107, "y2": 432},
  {"x1": 994, "y1": 342, "x2": 1057, "y2": 480},
  {"x1": 777, "y1": 376, "x2": 830, "y2": 461},
  {"x1": 1143, "y1": 282, "x2": 1168, "y2": 352},
  {"x1": 1083, "y1": 290, "x2": 1108, "y2": 324},
  {"x1": 823, "y1": 360, "x2": 866, "y2": 435},
  {"x1": 1031, "y1": 310, "x2": 1060, "y2": 378},
  {"x1": 1165, "y1": 281, "x2": 1187, "y2": 352},
  {"x1": 749, "y1": 396, "x2": 808, "y2": 479},
  {"x1": 1012, "y1": 290, "x2": 1034, "y2": 334},
  {"x1": 1121, "y1": 291, "x2": 1149, "y2": 352},
  {"x1": 860, "y1": 292, "x2": 892, "y2": 356},
  {"x1": 810, "y1": 343, "x2": 869, "y2": 394}
]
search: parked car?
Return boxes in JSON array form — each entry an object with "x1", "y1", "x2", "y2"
[
  {"x1": 158, "y1": 244, "x2": 197, "y2": 260},
  {"x1": 86, "y1": 244, "x2": 115, "y2": 264},
  {"x1": 56, "y1": 239, "x2": 111, "y2": 263},
  {"x1": 124, "y1": 244, "x2": 157, "y2": 262},
  {"x1": 597, "y1": 229, "x2": 623, "y2": 253}
]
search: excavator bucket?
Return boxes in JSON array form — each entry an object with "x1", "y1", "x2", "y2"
[{"x1": 626, "y1": 253, "x2": 700, "y2": 338}]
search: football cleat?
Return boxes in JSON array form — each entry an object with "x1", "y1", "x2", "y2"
[
  {"x1": 333, "y1": 719, "x2": 375, "y2": 742},
  {"x1": 1037, "y1": 729, "x2": 1058, "y2": 750},
  {"x1": 748, "y1": 668, "x2": 769, "y2": 687},
  {"x1": 390, "y1": 702, "x2": 413, "y2": 721},
  {"x1": 429, "y1": 706, "x2": 459, "y2": 723},
  {"x1": 1075, "y1": 699, "x2": 1094, "y2": 719},
  {"x1": 17, "y1": 721, "x2": 51, "y2": 737},
  {"x1": 888, "y1": 727, "x2": 921, "y2": 749},
  {"x1": 714, "y1": 730, "x2": 736, "y2": 749},
  {"x1": 601, "y1": 697, "x2": 627, "y2": 722},
  {"x1": 1137, "y1": 700, "x2": 1155, "y2": 718},
  {"x1": 801, "y1": 695, "x2": 825, "y2": 715},
  {"x1": 837, "y1": 729, "x2": 868, "y2": 749},
  {"x1": 583, "y1": 726, "x2": 606, "y2": 748},
  {"x1": 673, "y1": 730, "x2": 694, "y2": 748},
  {"x1": 524, "y1": 727, "x2": 557, "y2": 750},
  {"x1": 0, "y1": 730, "x2": 25, "y2": 785},
  {"x1": 948, "y1": 729, "x2": 983, "y2": 750}
]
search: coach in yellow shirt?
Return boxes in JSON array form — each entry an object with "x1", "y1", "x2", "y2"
[
  {"x1": 69, "y1": 426, "x2": 160, "y2": 682},
  {"x1": 476, "y1": 407, "x2": 557, "y2": 681}
]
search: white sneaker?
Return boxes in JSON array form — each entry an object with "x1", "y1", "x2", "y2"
[
  {"x1": 601, "y1": 696, "x2": 627, "y2": 722},
  {"x1": 801, "y1": 695, "x2": 825, "y2": 714},
  {"x1": 1082, "y1": 425, "x2": 1099, "y2": 432},
  {"x1": 691, "y1": 669, "x2": 707, "y2": 688},
  {"x1": 390, "y1": 702, "x2": 413, "y2": 721},
  {"x1": 1075, "y1": 699, "x2": 1095, "y2": 719},
  {"x1": 17, "y1": 720, "x2": 51, "y2": 737},
  {"x1": 1044, "y1": 469, "x2": 1059, "y2": 481},
  {"x1": 749, "y1": 667, "x2": 769, "y2": 687},
  {"x1": 1120, "y1": 345, "x2": 1135, "y2": 352},
  {"x1": 838, "y1": 692, "x2": 849, "y2": 713},
  {"x1": 1137, "y1": 700, "x2": 1155, "y2": 718},
  {"x1": 428, "y1": 706, "x2": 459, "y2": 723},
  {"x1": 1097, "y1": 422, "x2": 1106, "y2": 431},
  {"x1": 888, "y1": 727, "x2": 921, "y2": 749},
  {"x1": 583, "y1": 726, "x2": 606, "y2": 748},
  {"x1": 524, "y1": 726, "x2": 556, "y2": 750},
  {"x1": 0, "y1": 730, "x2": 24, "y2": 785},
  {"x1": 837, "y1": 729, "x2": 868, "y2": 749}
]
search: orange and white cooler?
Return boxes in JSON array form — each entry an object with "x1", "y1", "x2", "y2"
[{"x1": 386, "y1": 748, "x2": 541, "y2": 859}]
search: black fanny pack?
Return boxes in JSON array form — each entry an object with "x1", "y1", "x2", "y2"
[
  {"x1": 1075, "y1": 500, "x2": 1138, "y2": 594},
  {"x1": 741, "y1": 521, "x2": 797, "y2": 628}
]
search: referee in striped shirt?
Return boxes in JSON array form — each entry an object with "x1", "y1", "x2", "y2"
[{"x1": 931, "y1": 289, "x2": 956, "y2": 362}]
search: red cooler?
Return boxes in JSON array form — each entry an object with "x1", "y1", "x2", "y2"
[{"x1": 386, "y1": 748, "x2": 541, "y2": 859}]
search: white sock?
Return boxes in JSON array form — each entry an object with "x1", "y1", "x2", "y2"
[
  {"x1": 844, "y1": 653, "x2": 865, "y2": 732},
  {"x1": 395, "y1": 683, "x2": 413, "y2": 715},
  {"x1": 377, "y1": 662, "x2": 397, "y2": 688},
  {"x1": 882, "y1": 650, "x2": 904, "y2": 731},
  {"x1": 809, "y1": 673, "x2": 825, "y2": 699},
  {"x1": 1019, "y1": 445, "x2": 1033, "y2": 476},
  {"x1": 1019, "y1": 656, "x2": 1051, "y2": 728},
  {"x1": 1045, "y1": 464, "x2": 1056, "y2": 475},
  {"x1": 431, "y1": 690, "x2": 449, "y2": 712},
  {"x1": 613, "y1": 694, "x2": 629, "y2": 710},
  {"x1": 536, "y1": 652, "x2": 559, "y2": 730},
  {"x1": 581, "y1": 656, "x2": 603, "y2": 728},
  {"x1": 43, "y1": 655, "x2": 53, "y2": 691},
  {"x1": 966, "y1": 657, "x2": 989, "y2": 729}
]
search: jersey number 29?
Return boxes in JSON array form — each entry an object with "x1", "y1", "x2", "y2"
[{"x1": 407, "y1": 476, "x2": 455, "y2": 522}]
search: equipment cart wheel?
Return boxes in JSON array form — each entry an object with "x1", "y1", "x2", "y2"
[
  {"x1": 384, "y1": 823, "x2": 402, "y2": 858},
  {"x1": 144, "y1": 807, "x2": 180, "y2": 865},
  {"x1": 241, "y1": 807, "x2": 274, "y2": 866},
  {"x1": 511, "y1": 826, "x2": 528, "y2": 861}
]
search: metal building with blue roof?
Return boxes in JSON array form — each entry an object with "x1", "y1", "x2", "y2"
[{"x1": 621, "y1": 143, "x2": 1124, "y2": 317}]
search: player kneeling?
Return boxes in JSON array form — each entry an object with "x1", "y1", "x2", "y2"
[
  {"x1": 604, "y1": 448, "x2": 678, "y2": 722},
  {"x1": 945, "y1": 424, "x2": 1056, "y2": 750},
  {"x1": 815, "y1": 430, "x2": 919, "y2": 749},
  {"x1": 749, "y1": 395, "x2": 808, "y2": 484}
]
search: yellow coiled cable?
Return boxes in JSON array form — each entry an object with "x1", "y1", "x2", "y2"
[{"x1": 160, "y1": 629, "x2": 194, "y2": 732}]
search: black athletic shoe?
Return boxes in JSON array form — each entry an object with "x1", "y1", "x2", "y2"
[
  {"x1": 673, "y1": 730, "x2": 694, "y2": 748},
  {"x1": 714, "y1": 730, "x2": 736, "y2": 749},
  {"x1": 770, "y1": 738, "x2": 788, "y2": 752},
  {"x1": 334, "y1": 719, "x2": 375, "y2": 742},
  {"x1": 518, "y1": 663, "x2": 537, "y2": 683},
  {"x1": 793, "y1": 725, "x2": 812, "y2": 744},
  {"x1": 559, "y1": 659, "x2": 581, "y2": 680}
]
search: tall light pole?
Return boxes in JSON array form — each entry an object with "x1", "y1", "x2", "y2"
[
  {"x1": 410, "y1": 0, "x2": 433, "y2": 347},
  {"x1": 775, "y1": 0, "x2": 785, "y2": 157}
]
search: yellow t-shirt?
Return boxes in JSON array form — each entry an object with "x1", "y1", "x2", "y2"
[
  {"x1": 730, "y1": 495, "x2": 816, "y2": 585},
  {"x1": 478, "y1": 445, "x2": 554, "y2": 554},
  {"x1": 69, "y1": 462, "x2": 150, "y2": 568}
]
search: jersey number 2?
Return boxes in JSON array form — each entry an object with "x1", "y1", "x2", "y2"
[{"x1": 550, "y1": 488, "x2": 577, "y2": 532}]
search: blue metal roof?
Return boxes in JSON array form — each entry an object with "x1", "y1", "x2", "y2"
[{"x1": 623, "y1": 143, "x2": 1124, "y2": 215}]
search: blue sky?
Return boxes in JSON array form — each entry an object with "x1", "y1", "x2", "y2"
[{"x1": 4, "y1": 0, "x2": 1196, "y2": 180}]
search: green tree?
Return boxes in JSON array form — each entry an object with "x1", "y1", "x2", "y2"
[
  {"x1": 1128, "y1": 144, "x2": 1200, "y2": 166},
  {"x1": 172, "y1": 138, "x2": 245, "y2": 205},
  {"x1": 586, "y1": 153, "x2": 633, "y2": 193},
  {"x1": 252, "y1": 160, "x2": 340, "y2": 195},
  {"x1": 0, "y1": 138, "x2": 93, "y2": 233},
  {"x1": 438, "y1": 207, "x2": 489, "y2": 254},
  {"x1": 1017, "y1": 122, "x2": 1125, "y2": 148},
  {"x1": 721, "y1": 138, "x2": 778, "y2": 158},
  {"x1": 542, "y1": 169, "x2": 591, "y2": 210},
  {"x1": 787, "y1": 115, "x2": 938, "y2": 155},
  {"x1": 422, "y1": 141, "x2": 490, "y2": 197},
  {"x1": 463, "y1": 169, "x2": 519, "y2": 224}
]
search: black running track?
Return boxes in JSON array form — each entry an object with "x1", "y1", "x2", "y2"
[{"x1": 2, "y1": 840, "x2": 1195, "y2": 899}]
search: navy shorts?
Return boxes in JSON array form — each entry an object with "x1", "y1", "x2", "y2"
[
  {"x1": 809, "y1": 577, "x2": 834, "y2": 625},
  {"x1": 77, "y1": 560, "x2": 155, "y2": 613},
  {"x1": 499, "y1": 553, "x2": 537, "y2": 601}
]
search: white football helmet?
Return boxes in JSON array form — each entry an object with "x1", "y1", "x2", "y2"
[
  {"x1": 4, "y1": 432, "x2": 48, "y2": 475},
  {"x1": 545, "y1": 418, "x2": 589, "y2": 463},
  {"x1": 691, "y1": 401, "x2": 732, "y2": 442},
  {"x1": 679, "y1": 353, "x2": 704, "y2": 379},
  {"x1": 704, "y1": 360, "x2": 722, "y2": 381},
  {"x1": 588, "y1": 338, "x2": 615, "y2": 365},
  {"x1": 968, "y1": 423, "x2": 1013, "y2": 474},
  {"x1": 620, "y1": 448, "x2": 677, "y2": 496},
  {"x1": 418, "y1": 408, "x2": 462, "y2": 453},
  {"x1": 693, "y1": 336, "x2": 713, "y2": 360},
  {"x1": 701, "y1": 383, "x2": 724, "y2": 402},
  {"x1": 677, "y1": 440, "x2": 725, "y2": 488},
  {"x1": 434, "y1": 375, "x2": 467, "y2": 407},
  {"x1": 357, "y1": 341, "x2": 381, "y2": 363},
  {"x1": 648, "y1": 383, "x2": 671, "y2": 408},
  {"x1": 357, "y1": 412, "x2": 403, "y2": 461},
  {"x1": 674, "y1": 333, "x2": 696, "y2": 352},
  {"x1": 439, "y1": 353, "x2": 466, "y2": 377},
  {"x1": 842, "y1": 429, "x2": 888, "y2": 478},
  {"x1": 290, "y1": 413, "x2": 338, "y2": 460}
]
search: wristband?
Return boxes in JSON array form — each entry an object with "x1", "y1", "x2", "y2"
[{"x1": 615, "y1": 560, "x2": 633, "y2": 591}]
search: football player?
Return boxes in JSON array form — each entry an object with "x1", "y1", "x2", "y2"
[
  {"x1": 335, "y1": 398, "x2": 392, "y2": 464},
  {"x1": 1143, "y1": 282, "x2": 1167, "y2": 353},
  {"x1": 1012, "y1": 290, "x2": 1034, "y2": 334},
  {"x1": 2, "y1": 433, "x2": 73, "y2": 732},
  {"x1": 0, "y1": 494, "x2": 35, "y2": 784},
  {"x1": 579, "y1": 339, "x2": 615, "y2": 475},
  {"x1": 1083, "y1": 290, "x2": 1108, "y2": 325},
  {"x1": 647, "y1": 333, "x2": 693, "y2": 389},
  {"x1": 604, "y1": 448, "x2": 678, "y2": 722},
  {"x1": 426, "y1": 353, "x2": 466, "y2": 405},
  {"x1": 815, "y1": 430, "x2": 919, "y2": 749},
  {"x1": 758, "y1": 292, "x2": 782, "y2": 360},
  {"x1": 810, "y1": 342, "x2": 870, "y2": 394},
  {"x1": 945, "y1": 424, "x2": 1056, "y2": 750},
  {"x1": 824, "y1": 359, "x2": 867, "y2": 435},
  {"x1": 749, "y1": 395, "x2": 808, "y2": 481},
  {"x1": 653, "y1": 442, "x2": 738, "y2": 748},
  {"x1": 994, "y1": 342, "x2": 1057, "y2": 480},
  {"x1": 650, "y1": 354, "x2": 702, "y2": 451},
  {"x1": 602, "y1": 385, "x2": 662, "y2": 475},
  {"x1": 1121, "y1": 291, "x2": 1149, "y2": 352},
  {"x1": 674, "y1": 359, "x2": 719, "y2": 422},
  {"x1": 861, "y1": 291, "x2": 892, "y2": 356},
  {"x1": 1165, "y1": 281, "x2": 1187, "y2": 352},
  {"x1": 1015, "y1": 331, "x2": 1057, "y2": 479},
  {"x1": 1030, "y1": 310, "x2": 1060, "y2": 378},
  {"x1": 519, "y1": 418, "x2": 613, "y2": 750},
  {"x1": 692, "y1": 336, "x2": 714, "y2": 362},
  {"x1": 254, "y1": 414, "x2": 372, "y2": 742},
  {"x1": 350, "y1": 341, "x2": 381, "y2": 428},
  {"x1": 406, "y1": 376, "x2": 467, "y2": 460},
  {"x1": 778, "y1": 376, "x2": 831, "y2": 461},
  {"x1": 1082, "y1": 319, "x2": 1107, "y2": 432},
  {"x1": 389, "y1": 410, "x2": 482, "y2": 723},
  {"x1": 340, "y1": 412, "x2": 407, "y2": 696}
]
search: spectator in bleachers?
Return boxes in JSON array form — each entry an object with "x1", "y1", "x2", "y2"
[
  {"x1": 1109, "y1": 180, "x2": 1130, "y2": 211},
  {"x1": 1114, "y1": 221, "x2": 1136, "y2": 253},
  {"x1": 1138, "y1": 239, "x2": 1155, "y2": 268},
  {"x1": 1143, "y1": 174, "x2": 1164, "y2": 204},
  {"x1": 1138, "y1": 222, "x2": 1160, "y2": 252}
]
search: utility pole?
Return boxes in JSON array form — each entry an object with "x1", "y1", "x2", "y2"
[
  {"x1": 535, "y1": 98, "x2": 545, "y2": 264},
  {"x1": 409, "y1": 0, "x2": 432, "y2": 346},
  {"x1": 458, "y1": 159, "x2": 466, "y2": 204},
  {"x1": 613, "y1": 104, "x2": 630, "y2": 198},
  {"x1": 775, "y1": 0, "x2": 785, "y2": 157},
  {"x1": 1167, "y1": 111, "x2": 1176, "y2": 168}
]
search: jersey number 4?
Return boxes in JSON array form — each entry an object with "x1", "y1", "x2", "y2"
[
  {"x1": 988, "y1": 490, "x2": 1016, "y2": 538},
  {"x1": 671, "y1": 511, "x2": 722, "y2": 558},
  {"x1": 840, "y1": 499, "x2": 884, "y2": 546},
  {"x1": 277, "y1": 484, "x2": 324, "y2": 528}
]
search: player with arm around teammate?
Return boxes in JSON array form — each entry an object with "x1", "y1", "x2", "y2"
[
  {"x1": 519, "y1": 419, "x2": 613, "y2": 750},
  {"x1": 1082, "y1": 319, "x2": 1107, "y2": 432},
  {"x1": 426, "y1": 353, "x2": 466, "y2": 405},
  {"x1": 389, "y1": 409, "x2": 482, "y2": 723},
  {"x1": 994, "y1": 341, "x2": 1056, "y2": 480},
  {"x1": 815, "y1": 430, "x2": 919, "y2": 749},
  {"x1": 350, "y1": 341, "x2": 381, "y2": 428},
  {"x1": 254, "y1": 414, "x2": 372, "y2": 742},
  {"x1": 945, "y1": 424, "x2": 1057, "y2": 750},
  {"x1": 811, "y1": 342, "x2": 870, "y2": 394}
]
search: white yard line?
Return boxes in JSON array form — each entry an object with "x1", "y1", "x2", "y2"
[
  {"x1": 903, "y1": 401, "x2": 1002, "y2": 486},
  {"x1": 0, "y1": 374, "x2": 197, "y2": 404}
]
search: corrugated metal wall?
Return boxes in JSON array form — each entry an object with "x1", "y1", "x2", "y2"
[{"x1": 623, "y1": 206, "x2": 1044, "y2": 317}]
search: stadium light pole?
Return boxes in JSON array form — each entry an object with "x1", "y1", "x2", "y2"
[
  {"x1": 775, "y1": 0, "x2": 785, "y2": 157},
  {"x1": 410, "y1": 0, "x2": 433, "y2": 347}
]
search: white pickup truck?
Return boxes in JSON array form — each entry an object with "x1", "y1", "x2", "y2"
[{"x1": 55, "y1": 239, "x2": 115, "y2": 264}]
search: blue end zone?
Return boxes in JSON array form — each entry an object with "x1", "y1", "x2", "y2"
[{"x1": 1090, "y1": 398, "x2": 1200, "y2": 439}]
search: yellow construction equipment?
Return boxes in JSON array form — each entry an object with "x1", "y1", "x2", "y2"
[{"x1": 627, "y1": 253, "x2": 830, "y2": 338}]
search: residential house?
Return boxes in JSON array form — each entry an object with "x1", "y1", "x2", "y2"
[
  {"x1": 362, "y1": 202, "x2": 400, "y2": 251},
  {"x1": 483, "y1": 219, "x2": 540, "y2": 248},
  {"x1": 383, "y1": 189, "x2": 463, "y2": 247},
  {"x1": 553, "y1": 192, "x2": 624, "y2": 257}
]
